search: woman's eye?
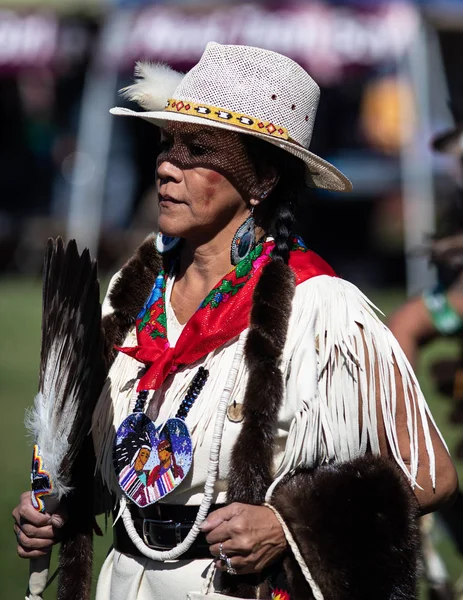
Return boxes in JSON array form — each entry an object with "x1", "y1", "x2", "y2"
[{"x1": 189, "y1": 143, "x2": 207, "y2": 157}]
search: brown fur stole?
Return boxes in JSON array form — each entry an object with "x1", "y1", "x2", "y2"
[
  {"x1": 222, "y1": 258, "x2": 296, "y2": 597},
  {"x1": 271, "y1": 456, "x2": 420, "y2": 600},
  {"x1": 101, "y1": 235, "x2": 162, "y2": 369},
  {"x1": 97, "y1": 237, "x2": 420, "y2": 600}
]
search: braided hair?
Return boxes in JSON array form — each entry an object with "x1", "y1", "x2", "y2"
[{"x1": 242, "y1": 136, "x2": 310, "y2": 264}]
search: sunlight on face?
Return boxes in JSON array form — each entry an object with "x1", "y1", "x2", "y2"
[{"x1": 156, "y1": 123, "x2": 258, "y2": 243}]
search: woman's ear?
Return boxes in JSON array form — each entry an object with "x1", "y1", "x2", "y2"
[{"x1": 249, "y1": 167, "x2": 280, "y2": 205}]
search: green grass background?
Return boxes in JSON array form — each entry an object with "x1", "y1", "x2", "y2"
[{"x1": 1, "y1": 277, "x2": 463, "y2": 598}]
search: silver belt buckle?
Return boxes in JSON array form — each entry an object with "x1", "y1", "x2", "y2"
[{"x1": 142, "y1": 519, "x2": 183, "y2": 549}]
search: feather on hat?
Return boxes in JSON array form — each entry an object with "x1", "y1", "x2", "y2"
[{"x1": 120, "y1": 62, "x2": 183, "y2": 112}]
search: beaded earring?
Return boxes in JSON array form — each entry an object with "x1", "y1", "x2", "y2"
[
  {"x1": 156, "y1": 232, "x2": 181, "y2": 254},
  {"x1": 230, "y1": 208, "x2": 255, "y2": 266}
]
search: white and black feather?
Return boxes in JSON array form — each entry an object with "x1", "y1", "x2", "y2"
[{"x1": 25, "y1": 238, "x2": 106, "y2": 500}]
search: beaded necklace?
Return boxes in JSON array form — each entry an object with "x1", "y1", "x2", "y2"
[
  {"x1": 132, "y1": 366, "x2": 209, "y2": 416},
  {"x1": 120, "y1": 331, "x2": 247, "y2": 561},
  {"x1": 113, "y1": 366, "x2": 209, "y2": 508}
]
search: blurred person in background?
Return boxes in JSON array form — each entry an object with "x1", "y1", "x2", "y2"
[
  {"x1": 13, "y1": 43, "x2": 458, "y2": 600},
  {"x1": 388, "y1": 110, "x2": 463, "y2": 600}
]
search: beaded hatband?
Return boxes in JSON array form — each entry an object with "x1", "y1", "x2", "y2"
[{"x1": 164, "y1": 98, "x2": 289, "y2": 140}]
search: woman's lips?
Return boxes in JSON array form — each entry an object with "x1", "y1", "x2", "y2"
[{"x1": 159, "y1": 194, "x2": 184, "y2": 205}]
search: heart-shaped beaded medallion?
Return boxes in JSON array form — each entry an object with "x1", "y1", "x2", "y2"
[{"x1": 113, "y1": 413, "x2": 192, "y2": 507}]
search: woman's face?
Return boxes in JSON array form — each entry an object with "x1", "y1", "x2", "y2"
[
  {"x1": 158, "y1": 448, "x2": 171, "y2": 464},
  {"x1": 156, "y1": 123, "x2": 259, "y2": 242}
]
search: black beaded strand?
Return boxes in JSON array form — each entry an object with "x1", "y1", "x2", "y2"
[
  {"x1": 176, "y1": 366, "x2": 209, "y2": 420},
  {"x1": 134, "y1": 389, "x2": 149, "y2": 413},
  {"x1": 132, "y1": 366, "x2": 209, "y2": 418}
]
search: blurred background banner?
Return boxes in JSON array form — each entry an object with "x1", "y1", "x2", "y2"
[
  {"x1": 0, "y1": 11, "x2": 59, "y2": 69},
  {"x1": 100, "y1": 2, "x2": 419, "y2": 80}
]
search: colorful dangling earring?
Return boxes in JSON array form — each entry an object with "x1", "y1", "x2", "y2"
[
  {"x1": 155, "y1": 232, "x2": 181, "y2": 254},
  {"x1": 230, "y1": 209, "x2": 255, "y2": 266}
]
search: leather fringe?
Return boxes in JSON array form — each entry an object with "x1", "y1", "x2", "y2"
[{"x1": 221, "y1": 259, "x2": 420, "y2": 599}]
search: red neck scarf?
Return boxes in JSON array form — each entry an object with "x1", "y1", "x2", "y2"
[{"x1": 118, "y1": 238, "x2": 335, "y2": 391}]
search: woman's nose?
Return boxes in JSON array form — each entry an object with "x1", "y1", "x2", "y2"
[{"x1": 157, "y1": 159, "x2": 183, "y2": 182}]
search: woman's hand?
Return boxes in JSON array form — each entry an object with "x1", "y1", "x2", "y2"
[
  {"x1": 12, "y1": 492, "x2": 66, "y2": 559},
  {"x1": 200, "y1": 502, "x2": 287, "y2": 574}
]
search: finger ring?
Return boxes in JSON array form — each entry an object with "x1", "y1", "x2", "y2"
[
  {"x1": 225, "y1": 556, "x2": 237, "y2": 576},
  {"x1": 219, "y1": 542, "x2": 227, "y2": 562}
]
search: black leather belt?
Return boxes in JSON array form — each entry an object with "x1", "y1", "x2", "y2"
[{"x1": 113, "y1": 503, "x2": 224, "y2": 560}]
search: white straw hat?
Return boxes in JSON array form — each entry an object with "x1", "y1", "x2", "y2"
[{"x1": 111, "y1": 42, "x2": 352, "y2": 192}]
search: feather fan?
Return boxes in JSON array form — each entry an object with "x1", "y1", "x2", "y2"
[
  {"x1": 120, "y1": 62, "x2": 184, "y2": 111},
  {"x1": 25, "y1": 238, "x2": 107, "y2": 600}
]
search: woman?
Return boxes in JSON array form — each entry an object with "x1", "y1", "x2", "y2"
[{"x1": 13, "y1": 42, "x2": 458, "y2": 600}]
